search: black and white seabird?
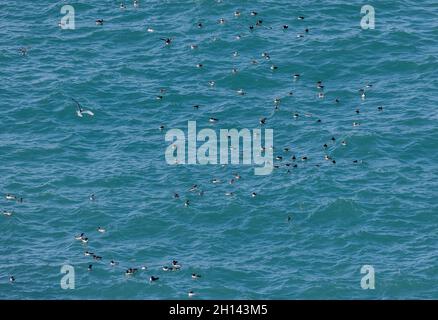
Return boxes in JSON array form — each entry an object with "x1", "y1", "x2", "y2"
[{"x1": 72, "y1": 98, "x2": 94, "y2": 117}]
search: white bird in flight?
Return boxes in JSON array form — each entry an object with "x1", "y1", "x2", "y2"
[{"x1": 72, "y1": 98, "x2": 94, "y2": 117}]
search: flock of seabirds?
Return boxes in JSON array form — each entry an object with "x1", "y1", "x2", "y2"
[{"x1": 6, "y1": 1, "x2": 384, "y2": 297}]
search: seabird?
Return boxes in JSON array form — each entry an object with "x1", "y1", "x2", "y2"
[
  {"x1": 125, "y1": 268, "x2": 138, "y2": 276},
  {"x1": 84, "y1": 251, "x2": 94, "y2": 256},
  {"x1": 283, "y1": 25, "x2": 289, "y2": 29},
  {"x1": 9, "y1": 276, "x2": 15, "y2": 283},
  {"x1": 72, "y1": 98, "x2": 94, "y2": 117},
  {"x1": 88, "y1": 264, "x2": 93, "y2": 271},
  {"x1": 81, "y1": 237, "x2": 89, "y2": 244},
  {"x1": 95, "y1": 19, "x2": 104, "y2": 25},
  {"x1": 188, "y1": 291, "x2": 196, "y2": 297},
  {"x1": 150, "y1": 276, "x2": 159, "y2": 282},
  {"x1": 208, "y1": 81, "x2": 215, "y2": 87},
  {"x1": 234, "y1": 11, "x2": 241, "y2": 17},
  {"x1": 93, "y1": 255, "x2": 102, "y2": 261},
  {"x1": 5, "y1": 194, "x2": 16, "y2": 201},
  {"x1": 353, "y1": 122, "x2": 360, "y2": 126},
  {"x1": 237, "y1": 89, "x2": 245, "y2": 95},
  {"x1": 75, "y1": 233, "x2": 85, "y2": 241},
  {"x1": 160, "y1": 38, "x2": 172, "y2": 45},
  {"x1": 147, "y1": 27, "x2": 154, "y2": 33},
  {"x1": 209, "y1": 117, "x2": 218, "y2": 123},
  {"x1": 260, "y1": 117, "x2": 266, "y2": 125},
  {"x1": 89, "y1": 194, "x2": 96, "y2": 201},
  {"x1": 133, "y1": 0, "x2": 139, "y2": 8},
  {"x1": 97, "y1": 227, "x2": 106, "y2": 233},
  {"x1": 218, "y1": 18, "x2": 225, "y2": 24},
  {"x1": 110, "y1": 260, "x2": 118, "y2": 266},
  {"x1": 250, "y1": 11, "x2": 258, "y2": 16},
  {"x1": 2, "y1": 211, "x2": 13, "y2": 217},
  {"x1": 184, "y1": 200, "x2": 190, "y2": 207},
  {"x1": 251, "y1": 192, "x2": 257, "y2": 197},
  {"x1": 192, "y1": 273, "x2": 201, "y2": 279}
]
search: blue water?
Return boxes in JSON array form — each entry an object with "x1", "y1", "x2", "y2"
[{"x1": 1, "y1": 0, "x2": 437, "y2": 299}]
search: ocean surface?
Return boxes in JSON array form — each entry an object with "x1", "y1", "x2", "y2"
[{"x1": 0, "y1": 0, "x2": 437, "y2": 299}]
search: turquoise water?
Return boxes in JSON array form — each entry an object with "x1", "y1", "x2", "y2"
[{"x1": 1, "y1": 0, "x2": 437, "y2": 299}]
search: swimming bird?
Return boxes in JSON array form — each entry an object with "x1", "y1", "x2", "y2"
[
  {"x1": 133, "y1": 0, "x2": 139, "y2": 8},
  {"x1": 110, "y1": 260, "x2": 118, "y2": 266},
  {"x1": 208, "y1": 81, "x2": 215, "y2": 87},
  {"x1": 283, "y1": 25, "x2": 289, "y2": 29},
  {"x1": 72, "y1": 98, "x2": 94, "y2": 117},
  {"x1": 237, "y1": 89, "x2": 245, "y2": 95},
  {"x1": 162, "y1": 266, "x2": 170, "y2": 271},
  {"x1": 234, "y1": 11, "x2": 241, "y2": 17},
  {"x1": 5, "y1": 194, "x2": 16, "y2": 201},
  {"x1": 250, "y1": 11, "x2": 258, "y2": 16},
  {"x1": 125, "y1": 268, "x2": 138, "y2": 276},
  {"x1": 160, "y1": 38, "x2": 172, "y2": 45},
  {"x1": 190, "y1": 44, "x2": 198, "y2": 50},
  {"x1": 298, "y1": 16, "x2": 305, "y2": 20},
  {"x1": 251, "y1": 192, "x2": 257, "y2": 197},
  {"x1": 341, "y1": 141, "x2": 347, "y2": 146},
  {"x1": 97, "y1": 227, "x2": 106, "y2": 233},
  {"x1": 84, "y1": 251, "x2": 94, "y2": 256},
  {"x1": 188, "y1": 291, "x2": 196, "y2": 297},
  {"x1": 209, "y1": 117, "x2": 218, "y2": 123},
  {"x1": 93, "y1": 255, "x2": 102, "y2": 261},
  {"x1": 378, "y1": 106, "x2": 383, "y2": 111},
  {"x1": 172, "y1": 260, "x2": 181, "y2": 268},
  {"x1": 353, "y1": 122, "x2": 360, "y2": 126},
  {"x1": 147, "y1": 27, "x2": 154, "y2": 33},
  {"x1": 75, "y1": 233, "x2": 85, "y2": 241},
  {"x1": 184, "y1": 200, "x2": 190, "y2": 207},
  {"x1": 218, "y1": 18, "x2": 225, "y2": 24},
  {"x1": 88, "y1": 264, "x2": 93, "y2": 271},
  {"x1": 120, "y1": 2, "x2": 126, "y2": 9},
  {"x1": 196, "y1": 63, "x2": 203, "y2": 68},
  {"x1": 189, "y1": 185, "x2": 198, "y2": 192},
  {"x1": 260, "y1": 117, "x2": 267, "y2": 125},
  {"x1": 150, "y1": 276, "x2": 159, "y2": 282},
  {"x1": 81, "y1": 237, "x2": 89, "y2": 244},
  {"x1": 9, "y1": 276, "x2": 15, "y2": 283},
  {"x1": 2, "y1": 211, "x2": 13, "y2": 217},
  {"x1": 293, "y1": 74, "x2": 300, "y2": 80},
  {"x1": 95, "y1": 19, "x2": 104, "y2": 25}
]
